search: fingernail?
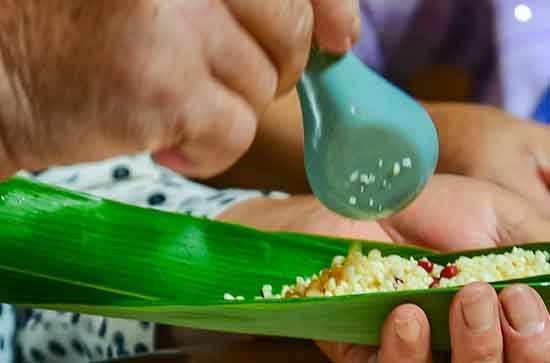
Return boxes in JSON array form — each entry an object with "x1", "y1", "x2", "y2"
[
  {"x1": 502, "y1": 285, "x2": 545, "y2": 335},
  {"x1": 462, "y1": 285, "x2": 496, "y2": 332},
  {"x1": 394, "y1": 313, "x2": 421, "y2": 344}
]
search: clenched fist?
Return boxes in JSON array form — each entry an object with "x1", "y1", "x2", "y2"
[{"x1": 0, "y1": 0, "x2": 360, "y2": 179}]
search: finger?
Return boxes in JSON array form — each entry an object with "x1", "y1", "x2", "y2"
[
  {"x1": 379, "y1": 175, "x2": 498, "y2": 251},
  {"x1": 153, "y1": 78, "x2": 256, "y2": 179},
  {"x1": 203, "y1": 3, "x2": 277, "y2": 114},
  {"x1": 530, "y1": 136, "x2": 550, "y2": 217},
  {"x1": 486, "y1": 123, "x2": 550, "y2": 219},
  {"x1": 500, "y1": 207, "x2": 550, "y2": 245},
  {"x1": 449, "y1": 283, "x2": 503, "y2": 363},
  {"x1": 378, "y1": 304, "x2": 431, "y2": 363},
  {"x1": 315, "y1": 341, "x2": 377, "y2": 363},
  {"x1": 311, "y1": 0, "x2": 361, "y2": 54},
  {"x1": 224, "y1": 0, "x2": 314, "y2": 95},
  {"x1": 491, "y1": 169, "x2": 550, "y2": 220},
  {"x1": 516, "y1": 178, "x2": 550, "y2": 220},
  {"x1": 315, "y1": 305, "x2": 431, "y2": 363},
  {"x1": 499, "y1": 285, "x2": 550, "y2": 362},
  {"x1": 490, "y1": 182, "x2": 550, "y2": 244}
]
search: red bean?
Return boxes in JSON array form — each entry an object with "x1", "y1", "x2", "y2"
[
  {"x1": 441, "y1": 264, "x2": 459, "y2": 278},
  {"x1": 418, "y1": 259, "x2": 433, "y2": 273},
  {"x1": 429, "y1": 278, "x2": 440, "y2": 288}
]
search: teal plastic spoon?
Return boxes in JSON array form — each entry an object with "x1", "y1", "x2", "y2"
[{"x1": 297, "y1": 49, "x2": 439, "y2": 219}]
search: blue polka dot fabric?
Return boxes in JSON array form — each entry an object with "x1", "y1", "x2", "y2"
[
  {"x1": 2, "y1": 153, "x2": 287, "y2": 363},
  {"x1": 17, "y1": 311, "x2": 153, "y2": 363},
  {"x1": 17, "y1": 154, "x2": 285, "y2": 218}
]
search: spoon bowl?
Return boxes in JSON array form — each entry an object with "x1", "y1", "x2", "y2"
[{"x1": 297, "y1": 50, "x2": 439, "y2": 219}]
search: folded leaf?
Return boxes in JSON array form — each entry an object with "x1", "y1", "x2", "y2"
[{"x1": 0, "y1": 177, "x2": 548, "y2": 350}]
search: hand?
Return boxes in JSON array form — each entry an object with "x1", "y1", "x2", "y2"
[
  {"x1": 429, "y1": 103, "x2": 550, "y2": 218},
  {"x1": 218, "y1": 174, "x2": 550, "y2": 362},
  {"x1": 319, "y1": 283, "x2": 550, "y2": 363},
  {"x1": 221, "y1": 175, "x2": 550, "y2": 251},
  {"x1": 381, "y1": 174, "x2": 550, "y2": 251},
  {"x1": 0, "y1": 0, "x2": 360, "y2": 180}
]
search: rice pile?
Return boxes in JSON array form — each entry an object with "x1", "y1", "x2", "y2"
[{"x1": 223, "y1": 245, "x2": 550, "y2": 301}]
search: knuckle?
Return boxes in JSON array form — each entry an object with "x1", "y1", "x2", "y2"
[
  {"x1": 224, "y1": 103, "x2": 257, "y2": 150},
  {"x1": 252, "y1": 68, "x2": 277, "y2": 112},
  {"x1": 272, "y1": 0, "x2": 313, "y2": 61},
  {"x1": 217, "y1": 42, "x2": 276, "y2": 112},
  {"x1": 128, "y1": 53, "x2": 186, "y2": 111}
]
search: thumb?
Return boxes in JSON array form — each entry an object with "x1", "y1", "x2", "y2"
[
  {"x1": 316, "y1": 304, "x2": 431, "y2": 363},
  {"x1": 315, "y1": 341, "x2": 377, "y2": 363},
  {"x1": 377, "y1": 304, "x2": 431, "y2": 363}
]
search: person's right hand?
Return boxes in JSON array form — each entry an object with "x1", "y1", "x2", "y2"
[
  {"x1": 320, "y1": 282, "x2": 550, "y2": 363},
  {"x1": 0, "y1": 0, "x2": 360, "y2": 180}
]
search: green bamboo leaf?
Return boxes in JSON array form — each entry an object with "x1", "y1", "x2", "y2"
[{"x1": 0, "y1": 177, "x2": 549, "y2": 351}]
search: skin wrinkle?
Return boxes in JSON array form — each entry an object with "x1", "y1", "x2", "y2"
[
  {"x1": 0, "y1": 1, "x2": 146, "y2": 169},
  {"x1": 128, "y1": 11, "x2": 191, "y2": 154},
  {"x1": 495, "y1": 206, "x2": 529, "y2": 245}
]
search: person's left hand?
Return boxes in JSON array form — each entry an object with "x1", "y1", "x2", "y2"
[
  {"x1": 380, "y1": 174, "x2": 550, "y2": 251},
  {"x1": 220, "y1": 174, "x2": 550, "y2": 250}
]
